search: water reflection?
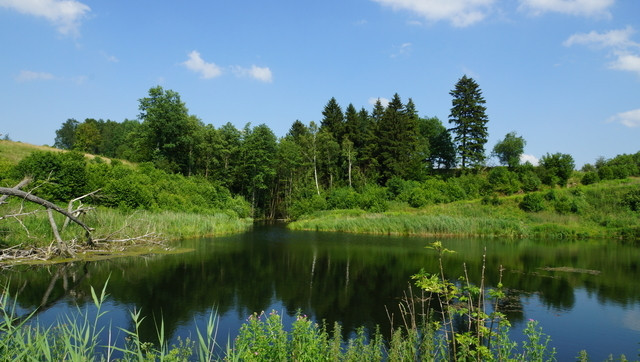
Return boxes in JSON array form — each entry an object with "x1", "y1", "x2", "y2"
[{"x1": 2, "y1": 224, "x2": 639, "y2": 360}]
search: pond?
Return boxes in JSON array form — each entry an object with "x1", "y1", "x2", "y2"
[{"x1": 3, "y1": 223, "x2": 640, "y2": 360}]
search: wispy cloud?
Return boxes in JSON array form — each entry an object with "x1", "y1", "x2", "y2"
[
  {"x1": 368, "y1": 97, "x2": 390, "y2": 107},
  {"x1": 608, "y1": 109, "x2": 640, "y2": 128},
  {"x1": 182, "y1": 50, "x2": 273, "y2": 82},
  {"x1": 232, "y1": 65, "x2": 273, "y2": 83},
  {"x1": 100, "y1": 51, "x2": 119, "y2": 63},
  {"x1": 0, "y1": 0, "x2": 90, "y2": 35},
  {"x1": 564, "y1": 26, "x2": 639, "y2": 49},
  {"x1": 565, "y1": 27, "x2": 640, "y2": 77},
  {"x1": 371, "y1": 0, "x2": 495, "y2": 27},
  {"x1": 15, "y1": 70, "x2": 55, "y2": 82},
  {"x1": 519, "y1": 0, "x2": 614, "y2": 18},
  {"x1": 182, "y1": 51, "x2": 223, "y2": 79},
  {"x1": 391, "y1": 42, "x2": 412, "y2": 58}
]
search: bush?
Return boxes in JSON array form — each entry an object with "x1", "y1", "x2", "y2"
[
  {"x1": 11, "y1": 151, "x2": 88, "y2": 201},
  {"x1": 622, "y1": 190, "x2": 640, "y2": 212},
  {"x1": 408, "y1": 187, "x2": 429, "y2": 208},
  {"x1": 539, "y1": 153, "x2": 575, "y2": 187},
  {"x1": 488, "y1": 167, "x2": 521, "y2": 195},
  {"x1": 520, "y1": 193, "x2": 545, "y2": 212},
  {"x1": 359, "y1": 185, "x2": 388, "y2": 212},
  {"x1": 327, "y1": 187, "x2": 360, "y2": 210},
  {"x1": 581, "y1": 172, "x2": 599, "y2": 185},
  {"x1": 598, "y1": 166, "x2": 614, "y2": 181}
]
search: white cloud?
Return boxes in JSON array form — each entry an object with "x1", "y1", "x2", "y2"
[
  {"x1": 182, "y1": 51, "x2": 223, "y2": 79},
  {"x1": 0, "y1": 0, "x2": 90, "y2": 35},
  {"x1": 609, "y1": 53, "x2": 640, "y2": 76},
  {"x1": 564, "y1": 26, "x2": 639, "y2": 49},
  {"x1": 371, "y1": 0, "x2": 495, "y2": 27},
  {"x1": 519, "y1": 0, "x2": 614, "y2": 17},
  {"x1": 565, "y1": 27, "x2": 640, "y2": 77},
  {"x1": 608, "y1": 109, "x2": 640, "y2": 128},
  {"x1": 16, "y1": 70, "x2": 55, "y2": 82},
  {"x1": 232, "y1": 65, "x2": 273, "y2": 83},
  {"x1": 368, "y1": 97, "x2": 390, "y2": 107},
  {"x1": 520, "y1": 154, "x2": 540, "y2": 166}
]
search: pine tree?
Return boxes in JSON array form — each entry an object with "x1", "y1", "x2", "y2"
[
  {"x1": 448, "y1": 75, "x2": 489, "y2": 169},
  {"x1": 320, "y1": 97, "x2": 345, "y2": 142},
  {"x1": 375, "y1": 94, "x2": 421, "y2": 182}
]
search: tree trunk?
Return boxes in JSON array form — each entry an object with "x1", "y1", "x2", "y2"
[{"x1": 0, "y1": 187, "x2": 94, "y2": 245}]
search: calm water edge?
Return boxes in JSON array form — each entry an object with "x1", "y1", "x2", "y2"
[{"x1": 4, "y1": 223, "x2": 640, "y2": 360}]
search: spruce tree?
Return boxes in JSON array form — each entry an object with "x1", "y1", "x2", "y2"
[
  {"x1": 320, "y1": 97, "x2": 345, "y2": 142},
  {"x1": 448, "y1": 75, "x2": 489, "y2": 169},
  {"x1": 375, "y1": 94, "x2": 421, "y2": 182}
]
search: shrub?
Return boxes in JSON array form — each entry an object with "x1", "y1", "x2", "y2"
[
  {"x1": 598, "y1": 166, "x2": 614, "y2": 180},
  {"x1": 622, "y1": 190, "x2": 640, "y2": 212},
  {"x1": 359, "y1": 185, "x2": 388, "y2": 212},
  {"x1": 581, "y1": 172, "x2": 599, "y2": 185},
  {"x1": 408, "y1": 187, "x2": 429, "y2": 208},
  {"x1": 11, "y1": 151, "x2": 88, "y2": 201},
  {"x1": 520, "y1": 193, "x2": 545, "y2": 212},
  {"x1": 327, "y1": 187, "x2": 359, "y2": 210},
  {"x1": 488, "y1": 167, "x2": 521, "y2": 195},
  {"x1": 539, "y1": 152, "x2": 575, "y2": 187},
  {"x1": 519, "y1": 169, "x2": 542, "y2": 192}
]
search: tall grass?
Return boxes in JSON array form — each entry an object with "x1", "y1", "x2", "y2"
[
  {"x1": 0, "y1": 201, "x2": 252, "y2": 249},
  {"x1": 289, "y1": 178, "x2": 640, "y2": 240}
]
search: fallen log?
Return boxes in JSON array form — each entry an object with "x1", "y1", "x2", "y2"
[{"x1": 0, "y1": 186, "x2": 95, "y2": 246}]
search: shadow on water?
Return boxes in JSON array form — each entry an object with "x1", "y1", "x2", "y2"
[{"x1": 2, "y1": 224, "x2": 640, "y2": 360}]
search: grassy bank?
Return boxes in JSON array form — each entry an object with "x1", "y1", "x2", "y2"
[
  {"x1": 289, "y1": 178, "x2": 640, "y2": 240},
  {"x1": 0, "y1": 199, "x2": 252, "y2": 258}
]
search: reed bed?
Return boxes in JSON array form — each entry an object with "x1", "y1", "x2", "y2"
[{"x1": 289, "y1": 179, "x2": 640, "y2": 240}]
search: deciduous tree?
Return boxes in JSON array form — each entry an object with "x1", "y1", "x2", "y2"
[{"x1": 493, "y1": 132, "x2": 526, "y2": 169}]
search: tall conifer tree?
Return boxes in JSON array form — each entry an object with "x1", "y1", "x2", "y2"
[{"x1": 448, "y1": 75, "x2": 489, "y2": 169}]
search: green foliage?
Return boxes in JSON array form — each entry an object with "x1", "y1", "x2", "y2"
[
  {"x1": 539, "y1": 152, "x2": 575, "y2": 187},
  {"x1": 493, "y1": 131, "x2": 526, "y2": 168},
  {"x1": 518, "y1": 168, "x2": 542, "y2": 192},
  {"x1": 359, "y1": 184, "x2": 389, "y2": 212},
  {"x1": 520, "y1": 193, "x2": 545, "y2": 212},
  {"x1": 11, "y1": 150, "x2": 88, "y2": 201},
  {"x1": 138, "y1": 86, "x2": 196, "y2": 174},
  {"x1": 622, "y1": 189, "x2": 640, "y2": 212},
  {"x1": 488, "y1": 167, "x2": 521, "y2": 195},
  {"x1": 54, "y1": 118, "x2": 79, "y2": 149},
  {"x1": 581, "y1": 171, "x2": 600, "y2": 185},
  {"x1": 449, "y1": 75, "x2": 490, "y2": 169}
]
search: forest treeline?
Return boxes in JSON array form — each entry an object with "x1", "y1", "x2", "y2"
[{"x1": 32, "y1": 76, "x2": 640, "y2": 219}]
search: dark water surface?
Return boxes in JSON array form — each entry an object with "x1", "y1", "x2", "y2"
[{"x1": 4, "y1": 223, "x2": 640, "y2": 360}]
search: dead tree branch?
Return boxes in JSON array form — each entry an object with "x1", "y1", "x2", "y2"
[{"x1": 0, "y1": 186, "x2": 95, "y2": 244}]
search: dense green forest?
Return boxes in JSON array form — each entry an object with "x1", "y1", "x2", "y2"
[
  {"x1": 42, "y1": 77, "x2": 639, "y2": 220},
  {"x1": 3, "y1": 76, "x2": 638, "y2": 223}
]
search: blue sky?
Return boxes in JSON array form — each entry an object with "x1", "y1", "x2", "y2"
[{"x1": 1, "y1": 0, "x2": 639, "y2": 167}]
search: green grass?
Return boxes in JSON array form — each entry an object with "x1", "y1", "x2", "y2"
[
  {"x1": 0, "y1": 200, "x2": 252, "y2": 250},
  {"x1": 289, "y1": 178, "x2": 640, "y2": 240}
]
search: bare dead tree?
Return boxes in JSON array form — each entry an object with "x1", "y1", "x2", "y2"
[{"x1": 1, "y1": 178, "x2": 95, "y2": 258}]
